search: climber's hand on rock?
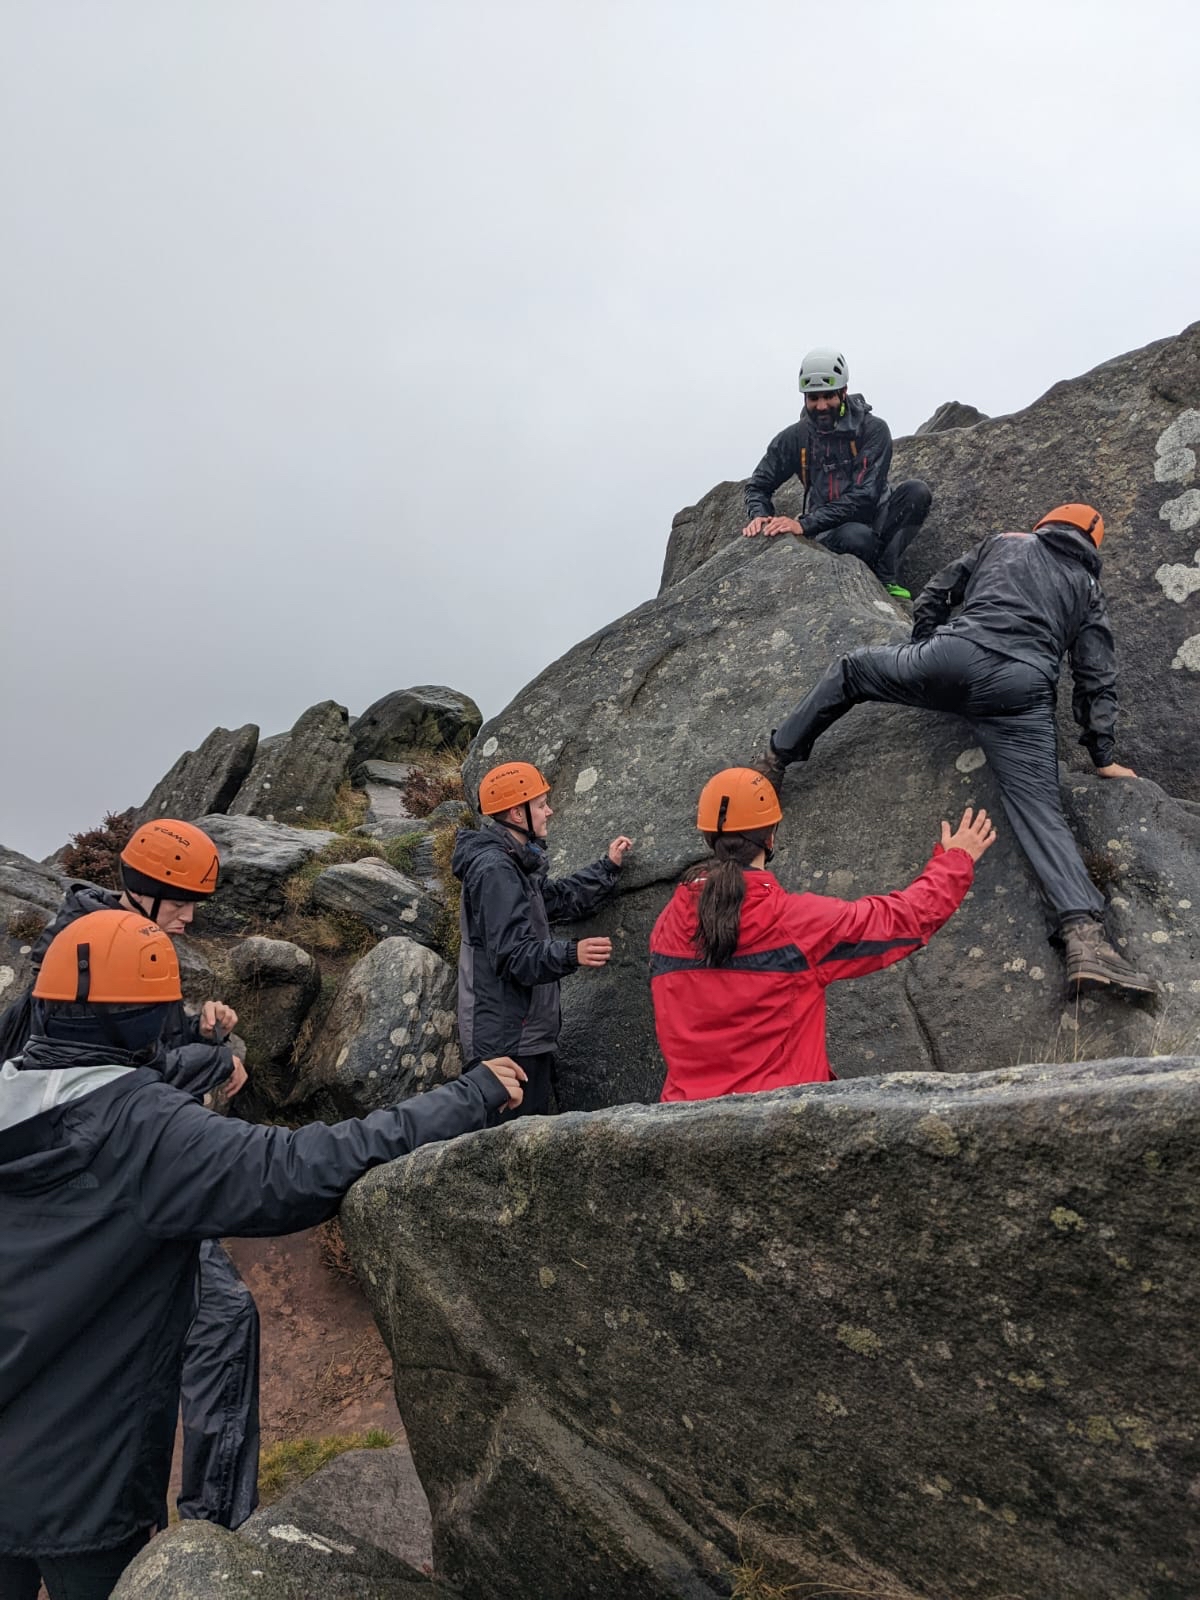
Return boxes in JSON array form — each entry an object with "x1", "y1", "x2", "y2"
[
  {"x1": 1096, "y1": 763, "x2": 1138, "y2": 780},
  {"x1": 607, "y1": 836, "x2": 633, "y2": 866},
  {"x1": 941, "y1": 807, "x2": 997, "y2": 862},
  {"x1": 199, "y1": 1000, "x2": 238, "y2": 1039},
  {"x1": 742, "y1": 517, "x2": 770, "y2": 538},
  {"x1": 482, "y1": 1056, "x2": 527, "y2": 1111},
  {"x1": 576, "y1": 937, "x2": 613, "y2": 968},
  {"x1": 760, "y1": 516, "x2": 803, "y2": 538}
]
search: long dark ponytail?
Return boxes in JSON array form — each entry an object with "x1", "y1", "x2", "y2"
[{"x1": 686, "y1": 825, "x2": 775, "y2": 967}]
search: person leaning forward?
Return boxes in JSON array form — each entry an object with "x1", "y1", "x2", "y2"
[
  {"x1": 758, "y1": 504, "x2": 1156, "y2": 1000},
  {"x1": 0, "y1": 910, "x2": 525, "y2": 1600},
  {"x1": 453, "y1": 761, "x2": 631, "y2": 1118},
  {"x1": 742, "y1": 346, "x2": 932, "y2": 599}
]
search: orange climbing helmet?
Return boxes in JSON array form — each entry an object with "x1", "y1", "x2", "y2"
[
  {"x1": 478, "y1": 762, "x2": 551, "y2": 817},
  {"x1": 697, "y1": 768, "x2": 783, "y2": 835},
  {"x1": 120, "y1": 819, "x2": 220, "y2": 903},
  {"x1": 33, "y1": 910, "x2": 182, "y2": 1005},
  {"x1": 1034, "y1": 503, "x2": 1104, "y2": 547}
]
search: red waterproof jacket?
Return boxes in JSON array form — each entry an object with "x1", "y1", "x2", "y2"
[{"x1": 651, "y1": 847, "x2": 974, "y2": 1101}]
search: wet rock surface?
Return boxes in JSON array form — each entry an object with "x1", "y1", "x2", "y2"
[
  {"x1": 311, "y1": 856, "x2": 442, "y2": 948},
  {"x1": 230, "y1": 701, "x2": 354, "y2": 824},
  {"x1": 344, "y1": 1057, "x2": 1200, "y2": 1600},
  {"x1": 134, "y1": 723, "x2": 260, "y2": 824}
]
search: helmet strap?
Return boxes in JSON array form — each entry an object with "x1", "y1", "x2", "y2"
[{"x1": 123, "y1": 888, "x2": 164, "y2": 927}]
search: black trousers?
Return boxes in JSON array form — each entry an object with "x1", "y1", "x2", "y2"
[
  {"x1": 177, "y1": 1240, "x2": 261, "y2": 1529},
  {"x1": 0, "y1": 1529, "x2": 150, "y2": 1600},
  {"x1": 815, "y1": 478, "x2": 933, "y2": 586},
  {"x1": 489, "y1": 1052, "x2": 556, "y2": 1124},
  {"x1": 772, "y1": 634, "x2": 1106, "y2": 928}
]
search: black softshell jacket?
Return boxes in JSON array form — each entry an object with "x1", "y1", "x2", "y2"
[
  {"x1": 0, "y1": 1060, "x2": 507, "y2": 1555},
  {"x1": 453, "y1": 822, "x2": 620, "y2": 1058},
  {"x1": 911, "y1": 525, "x2": 1119, "y2": 766},
  {"x1": 23, "y1": 884, "x2": 233, "y2": 1097},
  {"x1": 743, "y1": 395, "x2": 894, "y2": 535}
]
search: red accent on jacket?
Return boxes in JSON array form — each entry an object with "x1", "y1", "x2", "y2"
[{"x1": 650, "y1": 847, "x2": 974, "y2": 1102}]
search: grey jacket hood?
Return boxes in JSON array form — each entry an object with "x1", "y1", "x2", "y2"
[{"x1": 0, "y1": 1059, "x2": 137, "y2": 1195}]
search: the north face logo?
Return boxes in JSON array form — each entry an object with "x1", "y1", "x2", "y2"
[{"x1": 64, "y1": 1172, "x2": 100, "y2": 1190}]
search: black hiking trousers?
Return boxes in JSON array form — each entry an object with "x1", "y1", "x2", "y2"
[
  {"x1": 177, "y1": 1239, "x2": 260, "y2": 1529},
  {"x1": 771, "y1": 634, "x2": 1106, "y2": 929},
  {"x1": 488, "y1": 1052, "x2": 556, "y2": 1125},
  {"x1": 814, "y1": 478, "x2": 932, "y2": 587},
  {"x1": 0, "y1": 1528, "x2": 151, "y2": 1600}
]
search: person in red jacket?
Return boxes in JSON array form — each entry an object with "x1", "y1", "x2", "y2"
[{"x1": 650, "y1": 769, "x2": 996, "y2": 1101}]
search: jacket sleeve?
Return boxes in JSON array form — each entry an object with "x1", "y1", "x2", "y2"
[
  {"x1": 161, "y1": 1041, "x2": 235, "y2": 1098},
  {"x1": 911, "y1": 540, "x2": 988, "y2": 640},
  {"x1": 467, "y1": 856, "x2": 579, "y2": 987},
  {"x1": 1068, "y1": 589, "x2": 1119, "y2": 766},
  {"x1": 787, "y1": 846, "x2": 974, "y2": 985},
  {"x1": 744, "y1": 425, "x2": 802, "y2": 519},
  {"x1": 136, "y1": 1064, "x2": 509, "y2": 1240},
  {"x1": 799, "y1": 414, "x2": 893, "y2": 538},
  {"x1": 542, "y1": 857, "x2": 621, "y2": 924}
]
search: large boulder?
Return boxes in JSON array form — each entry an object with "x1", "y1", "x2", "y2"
[
  {"x1": 134, "y1": 723, "x2": 260, "y2": 823},
  {"x1": 311, "y1": 857, "x2": 442, "y2": 949},
  {"x1": 914, "y1": 399, "x2": 989, "y2": 434},
  {"x1": 466, "y1": 532, "x2": 1200, "y2": 1110},
  {"x1": 351, "y1": 686, "x2": 482, "y2": 764},
  {"x1": 296, "y1": 936, "x2": 460, "y2": 1118},
  {"x1": 343, "y1": 1057, "x2": 1200, "y2": 1600},
  {"x1": 225, "y1": 936, "x2": 321, "y2": 1109},
  {"x1": 197, "y1": 815, "x2": 336, "y2": 929},
  {"x1": 658, "y1": 321, "x2": 1200, "y2": 801},
  {"x1": 230, "y1": 701, "x2": 354, "y2": 824}
]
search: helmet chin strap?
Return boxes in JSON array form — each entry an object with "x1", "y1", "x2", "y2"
[
  {"x1": 124, "y1": 888, "x2": 163, "y2": 925},
  {"x1": 498, "y1": 802, "x2": 537, "y2": 842}
]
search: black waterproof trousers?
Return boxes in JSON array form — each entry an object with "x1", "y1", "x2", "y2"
[
  {"x1": 176, "y1": 1240, "x2": 260, "y2": 1529},
  {"x1": 0, "y1": 1529, "x2": 150, "y2": 1600},
  {"x1": 489, "y1": 1052, "x2": 556, "y2": 1125},
  {"x1": 772, "y1": 635, "x2": 1106, "y2": 928},
  {"x1": 814, "y1": 478, "x2": 932, "y2": 587}
]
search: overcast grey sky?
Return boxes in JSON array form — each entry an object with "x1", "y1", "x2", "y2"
[{"x1": 2, "y1": 0, "x2": 1197, "y2": 858}]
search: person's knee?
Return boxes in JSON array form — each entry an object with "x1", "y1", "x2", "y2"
[
  {"x1": 897, "y1": 479, "x2": 933, "y2": 522},
  {"x1": 821, "y1": 522, "x2": 875, "y2": 561}
]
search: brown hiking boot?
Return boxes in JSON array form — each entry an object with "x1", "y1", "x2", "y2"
[{"x1": 1062, "y1": 920, "x2": 1157, "y2": 998}]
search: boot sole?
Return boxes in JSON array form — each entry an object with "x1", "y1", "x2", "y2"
[{"x1": 1066, "y1": 971, "x2": 1158, "y2": 998}]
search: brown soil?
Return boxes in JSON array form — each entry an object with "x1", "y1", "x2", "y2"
[{"x1": 168, "y1": 1225, "x2": 403, "y2": 1506}]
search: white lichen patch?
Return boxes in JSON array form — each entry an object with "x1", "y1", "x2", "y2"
[
  {"x1": 955, "y1": 747, "x2": 986, "y2": 773},
  {"x1": 1155, "y1": 409, "x2": 1200, "y2": 455},
  {"x1": 0, "y1": 966, "x2": 15, "y2": 998},
  {"x1": 1155, "y1": 561, "x2": 1200, "y2": 604},
  {"x1": 481, "y1": 736, "x2": 499, "y2": 756},
  {"x1": 1171, "y1": 634, "x2": 1200, "y2": 671},
  {"x1": 1159, "y1": 489, "x2": 1200, "y2": 533},
  {"x1": 1155, "y1": 447, "x2": 1197, "y2": 484},
  {"x1": 1150, "y1": 931, "x2": 1171, "y2": 944},
  {"x1": 268, "y1": 1525, "x2": 356, "y2": 1556},
  {"x1": 575, "y1": 767, "x2": 599, "y2": 795},
  {"x1": 770, "y1": 628, "x2": 791, "y2": 649}
]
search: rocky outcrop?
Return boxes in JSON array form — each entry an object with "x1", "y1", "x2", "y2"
[
  {"x1": 658, "y1": 322, "x2": 1200, "y2": 801},
  {"x1": 296, "y1": 936, "x2": 460, "y2": 1118},
  {"x1": 111, "y1": 1457, "x2": 456, "y2": 1597},
  {"x1": 134, "y1": 723, "x2": 259, "y2": 824},
  {"x1": 352, "y1": 686, "x2": 482, "y2": 764},
  {"x1": 914, "y1": 399, "x2": 988, "y2": 434},
  {"x1": 0, "y1": 847, "x2": 66, "y2": 1006},
  {"x1": 225, "y1": 936, "x2": 321, "y2": 1107},
  {"x1": 197, "y1": 815, "x2": 336, "y2": 929},
  {"x1": 311, "y1": 857, "x2": 442, "y2": 948},
  {"x1": 343, "y1": 1057, "x2": 1200, "y2": 1600},
  {"x1": 467, "y1": 530, "x2": 1200, "y2": 1110},
  {"x1": 229, "y1": 701, "x2": 354, "y2": 824}
]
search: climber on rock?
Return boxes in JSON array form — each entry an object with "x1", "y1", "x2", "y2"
[
  {"x1": 757, "y1": 504, "x2": 1156, "y2": 999},
  {"x1": 0, "y1": 909, "x2": 524, "y2": 1600},
  {"x1": 650, "y1": 768, "x2": 995, "y2": 1100},
  {"x1": 453, "y1": 761, "x2": 631, "y2": 1119},
  {"x1": 742, "y1": 347, "x2": 932, "y2": 599}
]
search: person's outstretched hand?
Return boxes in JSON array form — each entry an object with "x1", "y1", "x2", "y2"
[
  {"x1": 941, "y1": 807, "x2": 997, "y2": 862},
  {"x1": 481, "y1": 1056, "x2": 527, "y2": 1112},
  {"x1": 1096, "y1": 763, "x2": 1138, "y2": 779},
  {"x1": 576, "y1": 937, "x2": 612, "y2": 968},
  {"x1": 608, "y1": 836, "x2": 633, "y2": 866}
]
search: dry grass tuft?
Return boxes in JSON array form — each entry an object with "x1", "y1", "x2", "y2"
[{"x1": 257, "y1": 1429, "x2": 393, "y2": 1505}]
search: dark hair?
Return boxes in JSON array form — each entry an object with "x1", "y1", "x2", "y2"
[{"x1": 685, "y1": 826, "x2": 775, "y2": 967}]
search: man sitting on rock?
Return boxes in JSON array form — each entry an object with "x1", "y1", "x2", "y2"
[
  {"x1": 0, "y1": 909, "x2": 524, "y2": 1600},
  {"x1": 742, "y1": 346, "x2": 932, "y2": 600},
  {"x1": 758, "y1": 504, "x2": 1156, "y2": 1000},
  {"x1": 9, "y1": 819, "x2": 262, "y2": 1533},
  {"x1": 453, "y1": 762, "x2": 632, "y2": 1118}
]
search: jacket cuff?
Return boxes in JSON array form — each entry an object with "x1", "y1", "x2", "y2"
[
  {"x1": 1083, "y1": 732, "x2": 1116, "y2": 767},
  {"x1": 563, "y1": 939, "x2": 580, "y2": 970},
  {"x1": 463, "y1": 1061, "x2": 513, "y2": 1112}
]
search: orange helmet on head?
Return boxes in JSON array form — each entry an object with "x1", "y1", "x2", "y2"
[
  {"x1": 33, "y1": 910, "x2": 182, "y2": 1006},
  {"x1": 478, "y1": 762, "x2": 551, "y2": 817},
  {"x1": 1034, "y1": 503, "x2": 1104, "y2": 547},
  {"x1": 120, "y1": 819, "x2": 220, "y2": 914},
  {"x1": 697, "y1": 768, "x2": 783, "y2": 835}
]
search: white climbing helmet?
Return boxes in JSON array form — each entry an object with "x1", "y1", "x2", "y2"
[{"x1": 798, "y1": 348, "x2": 849, "y2": 393}]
